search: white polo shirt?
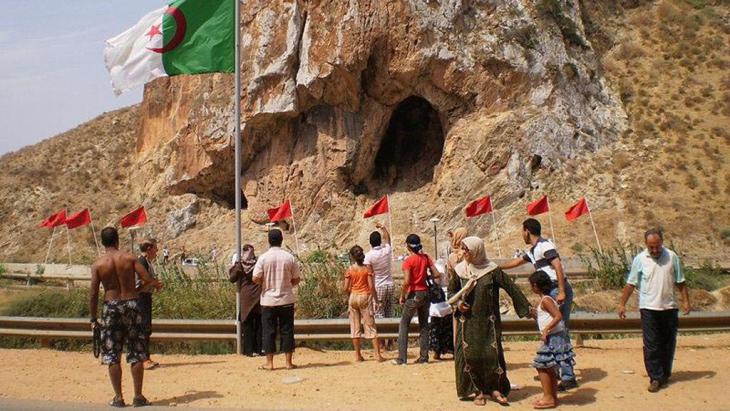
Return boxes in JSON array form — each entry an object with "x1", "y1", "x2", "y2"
[
  {"x1": 626, "y1": 248, "x2": 685, "y2": 311},
  {"x1": 252, "y1": 247, "x2": 300, "y2": 307},
  {"x1": 364, "y1": 244, "x2": 393, "y2": 288}
]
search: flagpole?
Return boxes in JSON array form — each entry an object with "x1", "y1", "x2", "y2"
[
  {"x1": 65, "y1": 226, "x2": 72, "y2": 265},
  {"x1": 44, "y1": 226, "x2": 56, "y2": 265},
  {"x1": 233, "y1": 0, "x2": 243, "y2": 356},
  {"x1": 90, "y1": 221, "x2": 101, "y2": 256},
  {"x1": 289, "y1": 202, "x2": 302, "y2": 256},
  {"x1": 386, "y1": 195, "x2": 395, "y2": 259},
  {"x1": 586, "y1": 199, "x2": 603, "y2": 254},
  {"x1": 491, "y1": 211, "x2": 502, "y2": 259},
  {"x1": 546, "y1": 197, "x2": 557, "y2": 246}
]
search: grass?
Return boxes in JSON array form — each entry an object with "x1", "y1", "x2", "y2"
[
  {"x1": 581, "y1": 243, "x2": 640, "y2": 290},
  {"x1": 684, "y1": 262, "x2": 725, "y2": 291}
]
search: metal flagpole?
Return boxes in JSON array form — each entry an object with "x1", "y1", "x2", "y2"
[
  {"x1": 90, "y1": 221, "x2": 101, "y2": 256},
  {"x1": 491, "y1": 211, "x2": 502, "y2": 258},
  {"x1": 586, "y1": 198, "x2": 603, "y2": 253},
  {"x1": 65, "y1": 226, "x2": 72, "y2": 265},
  {"x1": 289, "y1": 201, "x2": 301, "y2": 256},
  {"x1": 546, "y1": 196, "x2": 557, "y2": 247},
  {"x1": 233, "y1": 0, "x2": 243, "y2": 355},
  {"x1": 44, "y1": 226, "x2": 56, "y2": 265}
]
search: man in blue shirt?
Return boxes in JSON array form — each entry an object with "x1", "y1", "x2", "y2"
[{"x1": 618, "y1": 228, "x2": 691, "y2": 393}]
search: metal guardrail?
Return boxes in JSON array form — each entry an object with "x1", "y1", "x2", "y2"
[{"x1": 1, "y1": 312, "x2": 729, "y2": 344}]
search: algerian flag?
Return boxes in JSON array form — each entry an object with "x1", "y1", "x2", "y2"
[{"x1": 104, "y1": 0, "x2": 234, "y2": 95}]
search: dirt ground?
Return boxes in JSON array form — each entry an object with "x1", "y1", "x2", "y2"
[{"x1": 0, "y1": 334, "x2": 728, "y2": 411}]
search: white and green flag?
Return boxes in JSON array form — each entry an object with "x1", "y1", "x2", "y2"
[{"x1": 104, "y1": 0, "x2": 234, "y2": 95}]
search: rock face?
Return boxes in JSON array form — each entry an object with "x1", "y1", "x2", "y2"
[
  {"x1": 167, "y1": 199, "x2": 201, "y2": 238},
  {"x1": 133, "y1": 0, "x2": 626, "y2": 249}
]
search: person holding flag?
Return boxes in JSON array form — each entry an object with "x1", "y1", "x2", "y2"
[{"x1": 499, "y1": 218, "x2": 578, "y2": 391}]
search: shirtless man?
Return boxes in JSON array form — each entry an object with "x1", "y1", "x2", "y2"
[{"x1": 90, "y1": 227, "x2": 162, "y2": 408}]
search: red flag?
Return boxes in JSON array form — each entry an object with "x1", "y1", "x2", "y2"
[
  {"x1": 65, "y1": 209, "x2": 92, "y2": 229},
  {"x1": 40, "y1": 209, "x2": 67, "y2": 228},
  {"x1": 527, "y1": 195, "x2": 550, "y2": 216},
  {"x1": 363, "y1": 196, "x2": 389, "y2": 218},
  {"x1": 565, "y1": 198, "x2": 590, "y2": 222},
  {"x1": 267, "y1": 200, "x2": 293, "y2": 222},
  {"x1": 120, "y1": 206, "x2": 147, "y2": 228},
  {"x1": 465, "y1": 196, "x2": 493, "y2": 218}
]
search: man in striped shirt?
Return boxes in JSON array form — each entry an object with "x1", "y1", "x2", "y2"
[{"x1": 500, "y1": 218, "x2": 577, "y2": 390}]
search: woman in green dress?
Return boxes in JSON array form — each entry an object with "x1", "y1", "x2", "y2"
[{"x1": 448, "y1": 236, "x2": 532, "y2": 406}]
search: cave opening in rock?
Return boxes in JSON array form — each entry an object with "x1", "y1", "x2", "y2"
[
  {"x1": 371, "y1": 96, "x2": 445, "y2": 192},
  {"x1": 212, "y1": 188, "x2": 247, "y2": 210}
]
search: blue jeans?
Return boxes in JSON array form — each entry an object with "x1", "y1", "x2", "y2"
[{"x1": 550, "y1": 280, "x2": 575, "y2": 382}]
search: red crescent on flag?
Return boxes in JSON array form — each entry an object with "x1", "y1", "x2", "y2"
[{"x1": 147, "y1": 7, "x2": 186, "y2": 54}]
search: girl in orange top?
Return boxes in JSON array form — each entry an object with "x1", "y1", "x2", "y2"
[{"x1": 344, "y1": 245, "x2": 384, "y2": 362}]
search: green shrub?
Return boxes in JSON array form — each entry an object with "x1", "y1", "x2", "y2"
[
  {"x1": 153, "y1": 262, "x2": 235, "y2": 320},
  {"x1": 0, "y1": 263, "x2": 5, "y2": 276},
  {"x1": 1, "y1": 288, "x2": 94, "y2": 317},
  {"x1": 720, "y1": 228, "x2": 730, "y2": 240},
  {"x1": 581, "y1": 243, "x2": 640, "y2": 290},
  {"x1": 297, "y1": 261, "x2": 349, "y2": 319},
  {"x1": 684, "y1": 262, "x2": 723, "y2": 291}
]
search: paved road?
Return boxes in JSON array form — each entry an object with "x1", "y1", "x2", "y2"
[{"x1": 0, "y1": 398, "x2": 283, "y2": 411}]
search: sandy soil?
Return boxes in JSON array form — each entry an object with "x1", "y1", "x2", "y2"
[{"x1": 0, "y1": 334, "x2": 728, "y2": 411}]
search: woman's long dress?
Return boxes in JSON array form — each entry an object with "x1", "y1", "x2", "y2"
[{"x1": 449, "y1": 268, "x2": 531, "y2": 399}]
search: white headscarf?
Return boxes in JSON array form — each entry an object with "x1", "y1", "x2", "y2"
[{"x1": 447, "y1": 236, "x2": 498, "y2": 305}]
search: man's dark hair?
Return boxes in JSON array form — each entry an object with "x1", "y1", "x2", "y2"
[
  {"x1": 139, "y1": 238, "x2": 157, "y2": 253},
  {"x1": 268, "y1": 229, "x2": 283, "y2": 247},
  {"x1": 522, "y1": 218, "x2": 542, "y2": 236},
  {"x1": 369, "y1": 231, "x2": 382, "y2": 247},
  {"x1": 101, "y1": 227, "x2": 119, "y2": 247},
  {"x1": 644, "y1": 228, "x2": 663, "y2": 240}
]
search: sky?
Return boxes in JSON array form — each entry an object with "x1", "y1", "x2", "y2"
[{"x1": 0, "y1": 0, "x2": 169, "y2": 155}]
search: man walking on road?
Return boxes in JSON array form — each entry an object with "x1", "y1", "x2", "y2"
[
  {"x1": 499, "y1": 218, "x2": 578, "y2": 390},
  {"x1": 253, "y1": 229, "x2": 301, "y2": 370},
  {"x1": 90, "y1": 227, "x2": 162, "y2": 408},
  {"x1": 618, "y1": 228, "x2": 691, "y2": 393}
]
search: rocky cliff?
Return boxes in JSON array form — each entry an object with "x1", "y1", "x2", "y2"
[
  {"x1": 132, "y1": 0, "x2": 626, "y2": 252},
  {"x1": 2, "y1": 0, "x2": 729, "y2": 263}
]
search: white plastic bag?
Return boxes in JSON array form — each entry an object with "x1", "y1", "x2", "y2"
[{"x1": 429, "y1": 301, "x2": 453, "y2": 317}]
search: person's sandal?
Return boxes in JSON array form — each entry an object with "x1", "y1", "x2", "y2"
[
  {"x1": 109, "y1": 397, "x2": 125, "y2": 408},
  {"x1": 132, "y1": 396, "x2": 151, "y2": 407}
]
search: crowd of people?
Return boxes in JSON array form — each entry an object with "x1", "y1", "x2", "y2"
[{"x1": 88, "y1": 218, "x2": 692, "y2": 408}]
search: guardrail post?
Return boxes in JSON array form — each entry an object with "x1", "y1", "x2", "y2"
[{"x1": 574, "y1": 332, "x2": 584, "y2": 347}]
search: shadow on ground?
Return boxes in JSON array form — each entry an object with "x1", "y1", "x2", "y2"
[{"x1": 155, "y1": 390, "x2": 223, "y2": 406}]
